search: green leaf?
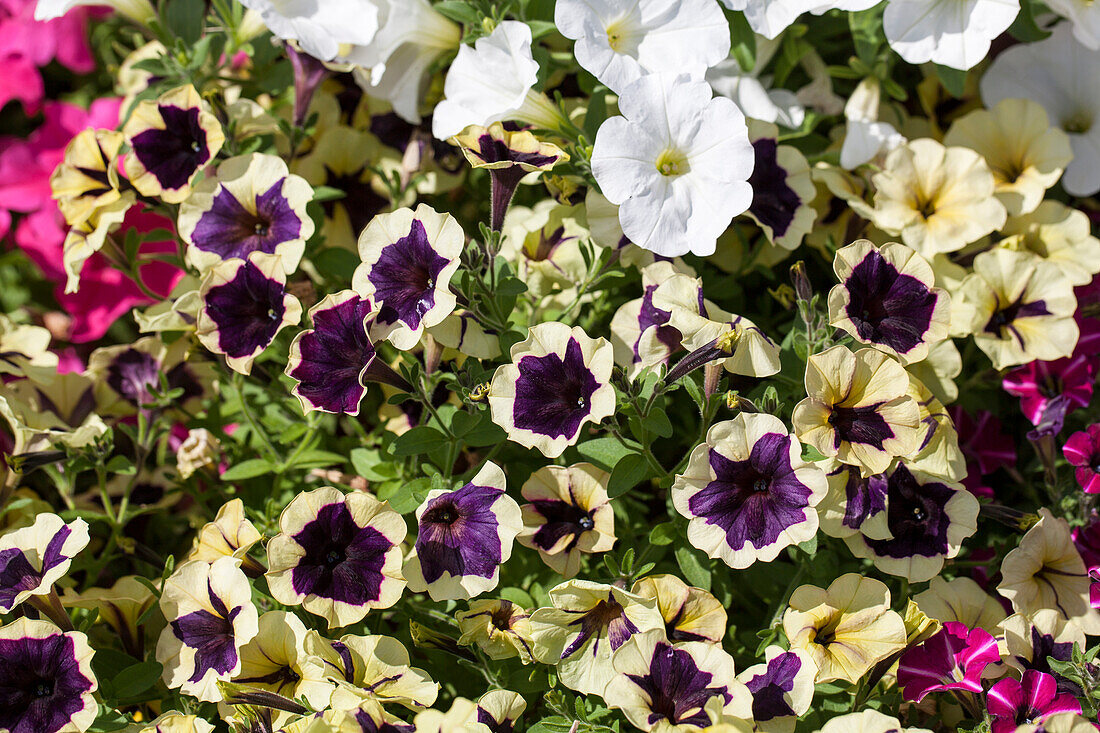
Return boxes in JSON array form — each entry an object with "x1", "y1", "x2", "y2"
[
  {"x1": 849, "y1": 6, "x2": 885, "y2": 65},
  {"x1": 577, "y1": 436, "x2": 637, "y2": 472},
  {"x1": 728, "y1": 9, "x2": 756, "y2": 72},
  {"x1": 433, "y1": 0, "x2": 481, "y2": 25},
  {"x1": 527, "y1": 19, "x2": 557, "y2": 39},
  {"x1": 88, "y1": 704, "x2": 130, "y2": 733},
  {"x1": 391, "y1": 426, "x2": 447, "y2": 457},
  {"x1": 642, "y1": 408, "x2": 673, "y2": 438},
  {"x1": 649, "y1": 522, "x2": 679, "y2": 546},
  {"x1": 311, "y1": 186, "x2": 346, "y2": 203},
  {"x1": 221, "y1": 458, "x2": 276, "y2": 481},
  {"x1": 934, "y1": 64, "x2": 967, "y2": 98},
  {"x1": 287, "y1": 449, "x2": 346, "y2": 469},
  {"x1": 450, "y1": 409, "x2": 480, "y2": 437},
  {"x1": 462, "y1": 413, "x2": 507, "y2": 447},
  {"x1": 105, "y1": 455, "x2": 136, "y2": 475},
  {"x1": 112, "y1": 660, "x2": 162, "y2": 699},
  {"x1": 378, "y1": 476, "x2": 432, "y2": 514},
  {"x1": 312, "y1": 247, "x2": 361, "y2": 282},
  {"x1": 607, "y1": 453, "x2": 650, "y2": 498},
  {"x1": 800, "y1": 443, "x2": 827, "y2": 462},
  {"x1": 1008, "y1": 0, "x2": 1051, "y2": 42},
  {"x1": 675, "y1": 546, "x2": 711, "y2": 591},
  {"x1": 496, "y1": 277, "x2": 528, "y2": 296},
  {"x1": 583, "y1": 89, "x2": 607, "y2": 141},
  {"x1": 164, "y1": 0, "x2": 206, "y2": 44}
]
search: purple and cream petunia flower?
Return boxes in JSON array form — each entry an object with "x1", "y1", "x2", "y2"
[
  {"x1": 178, "y1": 153, "x2": 315, "y2": 275},
  {"x1": 736, "y1": 645, "x2": 817, "y2": 733},
  {"x1": 1000, "y1": 610, "x2": 1086, "y2": 695},
  {"x1": 896, "y1": 622, "x2": 1000, "y2": 703},
  {"x1": 631, "y1": 574, "x2": 727, "y2": 645},
  {"x1": 285, "y1": 291, "x2": 410, "y2": 416},
  {"x1": 828, "y1": 240, "x2": 950, "y2": 364},
  {"x1": 792, "y1": 345, "x2": 921, "y2": 476},
  {"x1": 488, "y1": 322, "x2": 615, "y2": 458},
  {"x1": 352, "y1": 204, "x2": 464, "y2": 351},
  {"x1": 529, "y1": 580, "x2": 665, "y2": 696},
  {"x1": 232, "y1": 610, "x2": 334, "y2": 719},
  {"x1": 266, "y1": 487, "x2": 407, "y2": 628},
  {"x1": 196, "y1": 252, "x2": 302, "y2": 375},
  {"x1": 987, "y1": 670, "x2": 1081, "y2": 733},
  {"x1": 122, "y1": 85, "x2": 225, "y2": 203},
  {"x1": 672, "y1": 413, "x2": 827, "y2": 569},
  {"x1": 745, "y1": 121, "x2": 817, "y2": 251},
  {"x1": 844, "y1": 463, "x2": 978, "y2": 582},
  {"x1": 603, "y1": 630, "x2": 752, "y2": 732},
  {"x1": 0, "y1": 513, "x2": 89, "y2": 614},
  {"x1": 0, "y1": 618, "x2": 98, "y2": 733},
  {"x1": 610, "y1": 261, "x2": 686, "y2": 379},
  {"x1": 318, "y1": 633, "x2": 439, "y2": 710},
  {"x1": 86, "y1": 335, "x2": 210, "y2": 417},
  {"x1": 155, "y1": 556, "x2": 259, "y2": 702},
  {"x1": 475, "y1": 689, "x2": 527, "y2": 733},
  {"x1": 130, "y1": 712, "x2": 213, "y2": 733},
  {"x1": 516, "y1": 462, "x2": 615, "y2": 579},
  {"x1": 456, "y1": 599, "x2": 536, "y2": 662},
  {"x1": 816, "y1": 461, "x2": 892, "y2": 542},
  {"x1": 403, "y1": 462, "x2": 522, "y2": 602}
]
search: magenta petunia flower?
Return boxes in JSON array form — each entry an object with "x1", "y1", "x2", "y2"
[
  {"x1": 897, "y1": 622, "x2": 1001, "y2": 703},
  {"x1": 986, "y1": 670, "x2": 1081, "y2": 733},
  {"x1": 1064, "y1": 424, "x2": 1100, "y2": 494},
  {"x1": 948, "y1": 406, "x2": 1017, "y2": 476},
  {"x1": 1003, "y1": 355, "x2": 1094, "y2": 427}
]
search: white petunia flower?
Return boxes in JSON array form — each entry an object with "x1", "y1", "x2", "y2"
[
  {"x1": 432, "y1": 21, "x2": 563, "y2": 140},
  {"x1": 719, "y1": 0, "x2": 818, "y2": 39},
  {"x1": 981, "y1": 23, "x2": 1100, "y2": 196},
  {"x1": 554, "y1": 0, "x2": 731, "y2": 94},
  {"x1": 590, "y1": 73, "x2": 755, "y2": 257},
  {"x1": 706, "y1": 37, "x2": 806, "y2": 127},
  {"x1": 883, "y1": 0, "x2": 1020, "y2": 70},
  {"x1": 236, "y1": 0, "x2": 380, "y2": 61},
  {"x1": 840, "y1": 78, "x2": 906, "y2": 170},
  {"x1": 1047, "y1": 0, "x2": 1100, "y2": 49}
]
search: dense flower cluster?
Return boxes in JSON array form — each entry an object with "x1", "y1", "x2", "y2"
[{"x1": 2, "y1": 0, "x2": 1100, "y2": 731}]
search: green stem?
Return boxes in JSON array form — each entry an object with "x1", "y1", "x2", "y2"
[{"x1": 233, "y1": 373, "x2": 280, "y2": 460}]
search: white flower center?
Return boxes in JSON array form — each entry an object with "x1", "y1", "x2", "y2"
[
  {"x1": 604, "y1": 16, "x2": 640, "y2": 55},
  {"x1": 655, "y1": 148, "x2": 689, "y2": 177}
]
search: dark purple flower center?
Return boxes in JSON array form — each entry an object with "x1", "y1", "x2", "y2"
[
  {"x1": 203, "y1": 260, "x2": 287, "y2": 359},
  {"x1": 561, "y1": 592, "x2": 639, "y2": 659},
  {"x1": 129, "y1": 104, "x2": 211, "y2": 191},
  {"x1": 289, "y1": 501, "x2": 393, "y2": 607},
  {"x1": 864, "y1": 464, "x2": 955, "y2": 560},
  {"x1": 843, "y1": 250, "x2": 937, "y2": 355},
  {"x1": 745, "y1": 652, "x2": 802, "y2": 721},
  {"x1": 747, "y1": 138, "x2": 800, "y2": 238},
  {"x1": 984, "y1": 296, "x2": 1050, "y2": 347},
  {"x1": 322, "y1": 166, "x2": 388, "y2": 235},
  {"x1": 170, "y1": 582, "x2": 242, "y2": 683},
  {"x1": 288, "y1": 296, "x2": 377, "y2": 414},
  {"x1": 513, "y1": 337, "x2": 600, "y2": 440},
  {"x1": 0, "y1": 632, "x2": 94, "y2": 733},
  {"x1": 475, "y1": 133, "x2": 559, "y2": 168},
  {"x1": 687, "y1": 432, "x2": 813, "y2": 552},
  {"x1": 105, "y1": 348, "x2": 202, "y2": 408},
  {"x1": 625, "y1": 641, "x2": 731, "y2": 727},
  {"x1": 190, "y1": 178, "x2": 303, "y2": 261},
  {"x1": 530, "y1": 492, "x2": 595, "y2": 553},
  {"x1": 370, "y1": 218, "x2": 449, "y2": 331},
  {"x1": 415, "y1": 484, "x2": 505, "y2": 583},
  {"x1": 828, "y1": 403, "x2": 894, "y2": 450},
  {"x1": 356, "y1": 708, "x2": 415, "y2": 733}
]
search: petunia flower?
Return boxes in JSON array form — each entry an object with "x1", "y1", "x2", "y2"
[
  {"x1": 0, "y1": 512, "x2": 89, "y2": 613},
  {"x1": 352, "y1": 204, "x2": 463, "y2": 351},
  {"x1": 431, "y1": 21, "x2": 564, "y2": 140},
  {"x1": 1003, "y1": 355, "x2": 1093, "y2": 429},
  {"x1": 998, "y1": 201, "x2": 1100, "y2": 288},
  {"x1": 870, "y1": 138, "x2": 1006, "y2": 258},
  {"x1": 178, "y1": 153, "x2": 315, "y2": 275},
  {"x1": 987, "y1": 669, "x2": 1081, "y2": 733},
  {"x1": 175, "y1": 427, "x2": 221, "y2": 480},
  {"x1": 745, "y1": 121, "x2": 817, "y2": 251},
  {"x1": 904, "y1": 377, "x2": 966, "y2": 482},
  {"x1": 453, "y1": 123, "x2": 567, "y2": 232},
  {"x1": 285, "y1": 290, "x2": 410, "y2": 416},
  {"x1": 1065, "y1": 424, "x2": 1100, "y2": 494},
  {"x1": 0, "y1": 370, "x2": 107, "y2": 457},
  {"x1": 782, "y1": 573, "x2": 907, "y2": 685},
  {"x1": 475, "y1": 689, "x2": 527, "y2": 733},
  {"x1": 488, "y1": 322, "x2": 615, "y2": 458},
  {"x1": 590, "y1": 72, "x2": 754, "y2": 258},
  {"x1": 912, "y1": 577, "x2": 1007, "y2": 633},
  {"x1": 553, "y1": 0, "x2": 731, "y2": 94},
  {"x1": 980, "y1": 24, "x2": 1100, "y2": 197},
  {"x1": 817, "y1": 709, "x2": 933, "y2": 733},
  {"x1": 603, "y1": 630, "x2": 752, "y2": 731},
  {"x1": 86, "y1": 335, "x2": 209, "y2": 418},
  {"x1": 816, "y1": 462, "x2": 891, "y2": 542},
  {"x1": 516, "y1": 462, "x2": 615, "y2": 578},
  {"x1": 427, "y1": 309, "x2": 501, "y2": 361},
  {"x1": 61, "y1": 576, "x2": 155, "y2": 660},
  {"x1": 610, "y1": 261, "x2": 686, "y2": 379},
  {"x1": 403, "y1": 462, "x2": 522, "y2": 602},
  {"x1": 828, "y1": 240, "x2": 949, "y2": 365},
  {"x1": 318, "y1": 698, "x2": 415, "y2": 733},
  {"x1": 718, "y1": 0, "x2": 842, "y2": 40},
  {"x1": 122, "y1": 85, "x2": 225, "y2": 204},
  {"x1": 196, "y1": 251, "x2": 303, "y2": 375},
  {"x1": 235, "y1": 0, "x2": 380, "y2": 61},
  {"x1": 411, "y1": 698, "x2": 482, "y2": 732},
  {"x1": 266, "y1": 486, "x2": 407, "y2": 628},
  {"x1": 499, "y1": 201, "x2": 589, "y2": 305},
  {"x1": 631, "y1": 574, "x2": 727, "y2": 645},
  {"x1": 843, "y1": 463, "x2": 978, "y2": 582},
  {"x1": 736, "y1": 645, "x2": 817, "y2": 733},
  {"x1": 529, "y1": 579, "x2": 665, "y2": 695},
  {"x1": 896, "y1": 622, "x2": 1000, "y2": 703},
  {"x1": 943, "y1": 99, "x2": 1072, "y2": 217},
  {"x1": 156, "y1": 556, "x2": 260, "y2": 702},
  {"x1": 455, "y1": 599, "x2": 535, "y2": 662},
  {"x1": 882, "y1": 0, "x2": 1019, "y2": 70},
  {"x1": 129, "y1": 713, "x2": 214, "y2": 733},
  {"x1": 998, "y1": 509, "x2": 1100, "y2": 634},
  {"x1": 706, "y1": 39, "x2": 811, "y2": 127},
  {"x1": 999, "y1": 610, "x2": 1086, "y2": 694},
  {"x1": 672, "y1": 413, "x2": 827, "y2": 569},
  {"x1": 954, "y1": 248, "x2": 1079, "y2": 371},
  {"x1": 0, "y1": 618, "x2": 98, "y2": 733},
  {"x1": 319, "y1": 633, "x2": 438, "y2": 710},
  {"x1": 185, "y1": 499, "x2": 263, "y2": 572},
  {"x1": 838, "y1": 77, "x2": 906, "y2": 170},
  {"x1": 792, "y1": 345, "x2": 921, "y2": 476},
  {"x1": 233, "y1": 610, "x2": 334, "y2": 719}
]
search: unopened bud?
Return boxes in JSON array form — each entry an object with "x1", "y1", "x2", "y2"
[{"x1": 790, "y1": 261, "x2": 812, "y2": 302}]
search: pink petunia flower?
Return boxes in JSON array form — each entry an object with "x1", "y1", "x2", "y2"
[
  {"x1": 948, "y1": 407, "x2": 1017, "y2": 475},
  {"x1": 0, "y1": 0, "x2": 97, "y2": 112},
  {"x1": 986, "y1": 670, "x2": 1081, "y2": 733},
  {"x1": 897, "y1": 622, "x2": 1001, "y2": 703},
  {"x1": 1065, "y1": 424, "x2": 1100, "y2": 494},
  {"x1": 1073, "y1": 515, "x2": 1100, "y2": 571},
  {"x1": 1002, "y1": 355, "x2": 1094, "y2": 427}
]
